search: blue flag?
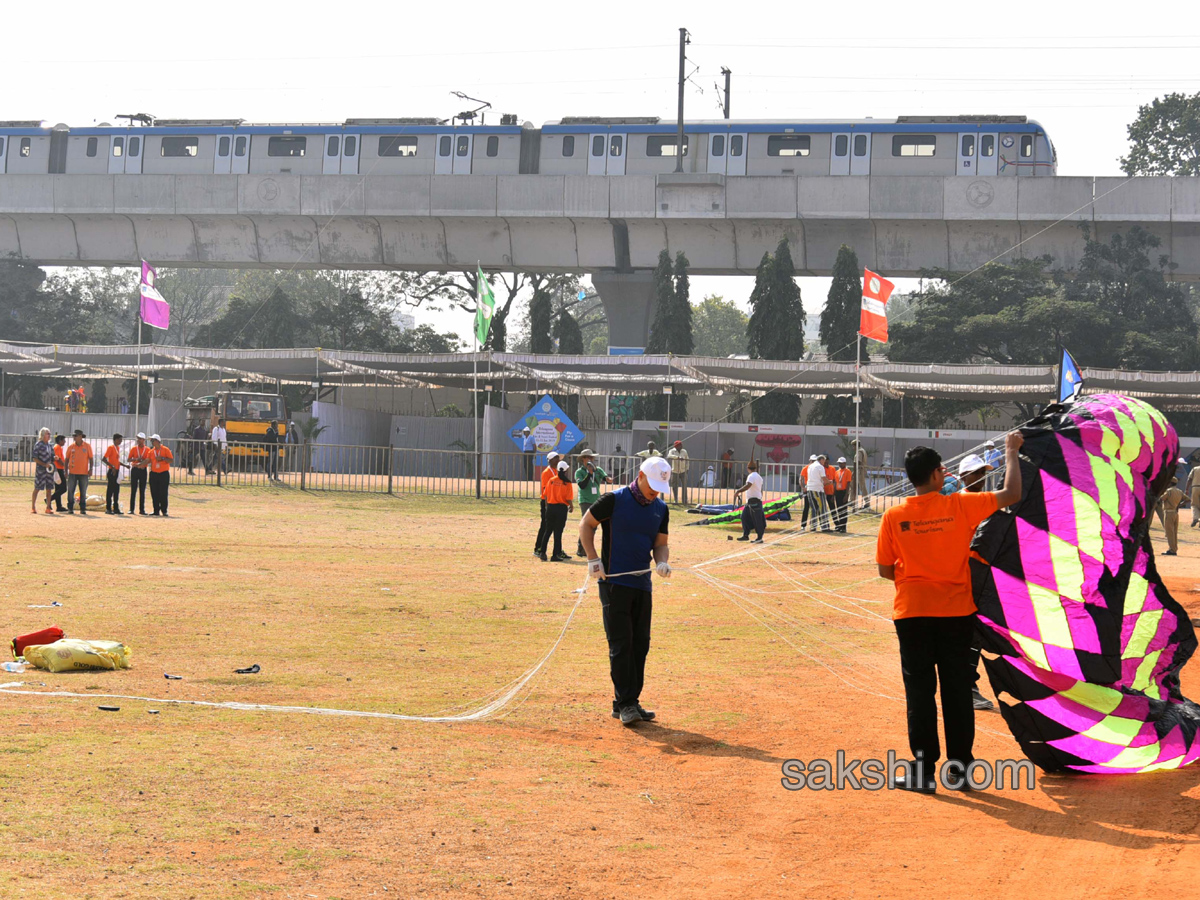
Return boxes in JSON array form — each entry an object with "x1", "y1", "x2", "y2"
[{"x1": 1058, "y1": 348, "x2": 1084, "y2": 403}]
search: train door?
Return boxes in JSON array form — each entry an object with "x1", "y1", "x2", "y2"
[
  {"x1": 727, "y1": 133, "x2": 747, "y2": 176},
  {"x1": 606, "y1": 133, "x2": 626, "y2": 175},
  {"x1": 124, "y1": 134, "x2": 143, "y2": 173},
  {"x1": 435, "y1": 134, "x2": 454, "y2": 174},
  {"x1": 340, "y1": 133, "x2": 359, "y2": 174},
  {"x1": 957, "y1": 132, "x2": 977, "y2": 176},
  {"x1": 707, "y1": 133, "x2": 726, "y2": 175},
  {"x1": 231, "y1": 135, "x2": 249, "y2": 174},
  {"x1": 452, "y1": 133, "x2": 473, "y2": 174},
  {"x1": 214, "y1": 134, "x2": 233, "y2": 174},
  {"x1": 830, "y1": 133, "x2": 851, "y2": 175},
  {"x1": 976, "y1": 133, "x2": 998, "y2": 176},
  {"x1": 108, "y1": 132, "x2": 127, "y2": 174},
  {"x1": 587, "y1": 134, "x2": 606, "y2": 175},
  {"x1": 0, "y1": 137, "x2": 5, "y2": 174},
  {"x1": 850, "y1": 132, "x2": 871, "y2": 175},
  {"x1": 323, "y1": 135, "x2": 341, "y2": 174}
]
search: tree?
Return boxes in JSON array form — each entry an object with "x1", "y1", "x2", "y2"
[
  {"x1": 692, "y1": 294, "x2": 748, "y2": 357},
  {"x1": 1121, "y1": 92, "x2": 1200, "y2": 176},
  {"x1": 155, "y1": 268, "x2": 232, "y2": 346},
  {"x1": 639, "y1": 251, "x2": 695, "y2": 421},
  {"x1": 394, "y1": 324, "x2": 462, "y2": 354},
  {"x1": 644, "y1": 250, "x2": 677, "y2": 355},
  {"x1": 308, "y1": 288, "x2": 398, "y2": 352},
  {"x1": 528, "y1": 287, "x2": 553, "y2": 354},
  {"x1": 553, "y1": 308, "x2": 584, "y2": 355},
  {"x1": 821, "y1": 245, "x2": 862, "y2": 362},
  {"x1": 747, "y1": 239, "x2": 805, "y2": 424},
  {"x1": 194, "y1": 287, "x2": 305, "y2": 349}
]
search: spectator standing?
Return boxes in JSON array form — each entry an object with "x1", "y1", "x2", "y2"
[
  {"x1": 1160, "y1": 478, "x2": 1186, "y2": 556},
  {"x1": 148, "y1": 434, "x2": 174, "y2": 516},
  {"x1": 637, "y1": 441, "x2": 661, "y2": 460},
  {"x1": 545, "y1": 459, "x2": 576, "y2": 562},
  {"x1": 285, "y1": 420, "x2": 299, "y2": 473},
  {"x1": 211, "y1": 418, "x2": 228, "y2": 475},
  {"x1": 188, "y1": 420, "x2": 208, "y2": 476},
  {"x1": 804, "y1": 455, "x2": 830, "y2": 532},
  {"x1": 720, "y1": 448, "x2": 735, "y2": 489},
  {"x1": 31, "y1": 427, "x2": 56, "y2": 515},
  {"x1": 103, "y1": 433, "x2": 128, "y2": 515},
  {"x1": 666, "y1": 440, "x2": 690, "y2": 506},
  {"x1": 699, "y1": 465, "x2": 717, "y2": 489},
  {"x1": 118, "y1": 396, "x2": 129, "y2": 415},
  {"x1": 51, "y1": 434, "x2": 67, "y2": 511},
  {"x1": 734, "y1": 459, "x2": 766, "y2": 543},
  {"x1": 854, "y1": 444, "x2": 870, "y2": 510},
  {"x1": 521, "y1": 426, "x2": 536, "y2": 481},
  {"x1": 575, "y1": 449, "x2": 611, "y2": 557},
  {"x1": 265, "y1": 420, "x2": 281, "y2": 481},
  {"x1": 63, "y1": 429, "x2": 93, "y2": 516},
  {"x1": 127, "y1": 433, "x2": 152, "y2": 515},
  {"x1": 983, "y1": 440, "x2": 1003, "y2": 491},
  {"x1": 533, "y1": 450, "x2": 562, "y2": 561},
  {"x1": 833, "y1": 457, "x2": 853, "y2": 532},
  {"x1": 821, "y1": 455, "x2": 836, "y2": 532}
]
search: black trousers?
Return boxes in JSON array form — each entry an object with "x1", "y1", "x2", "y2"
[
  {"x1": 545, "y1": 503, "x2": 569, "y2": 558},
  {"x1": 106, "y1": 469, "x2": 121, "y2": 512},
  {"x1": 524, "y1": 451, "x2": 535, "y2": 481},
  {"x1": 893, "y1": 615, "x2": 977, "y2": 769},
  {"x1": 129, "y1": 467, "x2": 148, "y2": 513},
  {"x1": 149, "y1": 470, "x2": 169, "y2": 514},
  {"x1": 534, "y1": 499, "x2": 550, "y2": 554},
  {"x1": 833, "y1": 488, "x2": 850, "y2": 531},
  {"x1": 52, "y1": 472, "x2": 67, "y2": 510},
  {"x1": 741, "y1": 496, "x2": 765, "y2": 539},
  {"x1": 266, "y1": 446, "x2": 278, "y2": 477},
  {"x1": 599, "y1": 582, "x2": 653, "y2": 712}
]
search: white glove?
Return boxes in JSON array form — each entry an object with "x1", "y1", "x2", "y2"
[
  {"x1": 656, "y1": 561, "x2": 672, "y2": 578},
  {"x1": 588, "y1": 558, "x2": 606, "y2": 580}
]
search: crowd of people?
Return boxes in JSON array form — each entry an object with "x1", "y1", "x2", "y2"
[{"x1": 30, "y1": 429, "x2": 174, "y2": 517}]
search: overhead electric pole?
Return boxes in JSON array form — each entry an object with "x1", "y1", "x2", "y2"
[
  {"x1": 675, "y1": 27, "x2": 690, "y2": 173},
  {"x1": 721, "y1": 67, "x2": 731, "y2": 119}
]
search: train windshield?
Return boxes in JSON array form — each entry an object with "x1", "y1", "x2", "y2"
[{"x1": 224, "y1": 394, "x2": 283, "y2": 421}]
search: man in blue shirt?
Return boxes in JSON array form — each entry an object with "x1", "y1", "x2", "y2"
[
  {"x1": 579, "y1": 457, "x2": 673, "y2": 727},
  {"x1": 521, "y1": 427, "x2": 536, "y2": 481}
]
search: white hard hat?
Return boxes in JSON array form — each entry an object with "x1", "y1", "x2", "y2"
[
  {"x1": 150, "y1": 433, "x2": 161, "y2": 441},
  {"x1": 639, "y1": 457, "x2": 672, "y2": 494},
  {"x1": 958, "y1": 453, "x2": 994, "y2": 476},
  {"x1": 837, "y1": 457, "x2": 847, "y2": 464},
  {"x1": 809, "y1": 454, "x2": 817, "y2": 461},
  {"x1": 136, "y1": 432, "x2": 146, "y2": 439}
]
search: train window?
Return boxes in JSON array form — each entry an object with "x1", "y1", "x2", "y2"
[
  {"x1": 1020, "y1": 135, "x2": 1033, "y2": 158},
  {"x1": 456, "y1": 136, "x2": 470, "y2": 157},
  {"x1": 711, "y1": 135, "x2": 725, "y2": 157},
  {"x1": 20, "y1": 137, "x2": 31, "y2": 157},
  {"x1": 327, "y1": 136, "x2": 340, "y2": 157},
  {"x1": 891, "y1": 135, "x2": 936, "y2": 157},
  {"x1": 730, "y1": 134, "x2": 743, "y2": 157},
  {"x1": 960, "y1": 135, "x2": 975, "y2": 156},
  {"x1": 853, "y1": 134, "x2": 867, "y2": 156},
  {"x1": 486, "y1": 136, "x2": 498, "y2": 157},
  {"x1": 609, "y1": 135, "x2": 623, "y2": 157},
  {"x1": 218, "y1": 136, "x2": 230, "y2": 157},
  {"x1": 379, "y1": 136, "x2": 418, "y2": 157},
  {"x1": 268, "y1": 136, "x2": 306, "y2": 157},
  {"x1": 86, "y1": 137, "x2": 98, "y2": 158},
  {"x1": 439, "y1": 136, "x2": 452, "y2": 156},
  {"x1": 980, "y1": 135, "x2": 995, "y2": 157},
  {"x1": 646, "y1": 135, "x2": 688, "y2": 157},
  {"x1": 162, "y1": 136, "x2": 200, "y2": 158},
  {"x1": 562, "y1": 135, "x2": 575, "y2": 157},
  {"x1": 234, "y1": 136, "x2": 247, "y2": 156},
  {"x1": 834, "y1": 135, "x2": 848, "y2": 157},
  {"x1": 0, "y1": 138, "x2": 4, "y2": 157},
  {"x1": 344, "y1": 136, "x2": 356, "y2": 156},
  {"x1": 767, "y1": 135, "x2": 810, "y2": 157},
  {"x1": 129, "y1": 137, "x2": 140, "y2": 156},
  {"x1": 591, "y1": 135, "x2": 604, "y2": 157},
  {"x1": 112, "y1": 137, "x2": 124, "y2": 157}
]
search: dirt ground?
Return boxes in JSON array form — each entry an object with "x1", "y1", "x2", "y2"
[{"x1": 2, "y1": 480, "x2": 1200, "y2": 898}]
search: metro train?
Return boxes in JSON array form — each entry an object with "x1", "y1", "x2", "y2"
[{"x1": 0, "y1": 114, "x2": 1055, "y2": 178}]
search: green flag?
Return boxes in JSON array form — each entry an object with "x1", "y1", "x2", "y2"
[{"x1": 475, "y1": 266, "x2": 496, "y2": 346}]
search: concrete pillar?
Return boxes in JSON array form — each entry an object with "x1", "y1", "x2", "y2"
[{"x1": 592, "y1": 270, "x2": 656, "y2": 351}]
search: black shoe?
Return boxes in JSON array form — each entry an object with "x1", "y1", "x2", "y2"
[
  {"x1": 113, "y1": 510, "x2": 124, "y2": 516},
  {"x1": 618, "y1": 706, "x2": 641, "y2": 727},
  {"x1": 611, "y1": 704, "x2": 656, "y2": 722},
  {"x1": 972, "y1": 688, "x2": 996, "y2": 711},
  {"x1": 151, "y1": 512, "x2": 160, "y2": 517},
  {"x1": 537, "y1": 552, "x2": 548, "y2": 561},
  {"x1": 66, "y1": 509, "x2": 75, "y2": 515},
  {"x1": 893, "y1": 768, "x2": 937, "y2": 794},
  {"x1": 575, "y1": 548, "x2": 587, "y2": 558},
  {"x1": 751, "y1": 538, "x2": 764, "y2": 544},
  {"x1": 161, "y1": 513, "x2": 169, "y2": 518},
  {"x1": 80, "y1": 510, "x2": 87, "y2": 516},
  {"x1": 736, "y1": 536, "x2": 750, "y2": 542},
  {"x1": 1163, "y1": 550, "x2": 1177, "y2": 556},
  {"x1": 105, "y1": 510, "x2": 113, "y2": 515},
  {"x1": 550, "y1": 554, "x2": 570, "y2": 562}
]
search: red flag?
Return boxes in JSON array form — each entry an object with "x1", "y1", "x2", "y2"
[{"x1": 860, "y1": 268, "x2": 894, "y2": 342}]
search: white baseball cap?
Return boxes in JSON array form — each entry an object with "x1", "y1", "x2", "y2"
[
  {"x1": 958, "y1": 453, "x2": 993, "y2": 476},
  {"x1": 837, "y1": 457, "x2": 847, "y2": 464},
  {"x1": 556, "y1": 459, "x2": 569, "y2": 472},
  {"x1": 150, "y1": 433, "x2": 161, "y2": 441},
  {"x1": 809, "y1": 454, "x2": 817, "y2": 461},
  {"x1": 639, "y1": 457, "x2": 672, "y2": 494},
  {"x1": 136, "y1": 432, "x2": 146, "y2": 439},
  {"x1": 985, "y1": 440, "x2": 996, "y2": 448},
  {"x1": 522, "y1": 426, "x2": 530, "y2": 432}
]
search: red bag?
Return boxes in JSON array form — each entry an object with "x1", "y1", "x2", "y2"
[{"x1": 11, "y1": 627, "x2": 64, "y2": 659}]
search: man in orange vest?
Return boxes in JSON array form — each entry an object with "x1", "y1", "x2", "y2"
[
  {"x1": 148, "y1": 434, "x2": 174, "y2": 517},
  {"x1": 821, "y1": 455, "x2": 837, "y2": 532},
  {"x1": 832, "y1": 456, "x2": 854, "y2": 532},
  {"x1": 127, "y1": 433, "x2": 153, "y2": 515},
  {"x1": 63, "y1": 429, "x2": 94, "y2": 515},
  {"x1": 51, "y1": 433, "x2": 68, "y2": 511},
  {"x1": 103, "y1": 433, "x2": 128, "y2": 515}
]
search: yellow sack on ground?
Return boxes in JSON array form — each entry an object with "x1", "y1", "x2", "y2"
[{"x1": 23, "y1": 639, "x2": 130, "y2": 673}]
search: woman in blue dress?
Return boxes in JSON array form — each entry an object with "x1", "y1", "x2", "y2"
[{"x1": 31, "y1": 427, "x2": 57, "y2": 514}]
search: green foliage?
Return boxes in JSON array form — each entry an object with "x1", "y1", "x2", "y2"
[
  {"x1": 436, "y1": 403, "x2": 467, "y2": 418},
  {"x1": 90, "y1": 379, "x2": 108, "y2": 414},
  {"x1": 1121, "y1": 92, "x2": 1200, "y2": 176},
  {"x1": 553, "y1": 308, "x2": 584, "y2": 354},
  {"x1": 692, "y1": 294, "x2": 748, "y2": 357},
  {"x1": 821, "y1": 245, "x2": 861, "y2": 362},
  {"x1": 296, "y1": 417, "x2": 330, "y2": 442},
  {"x1": 747, "y1": 239, "x2": 805, "y2": 424},
  {"x1": 195, "y1": 287, "x2": 306, "y2": 349},
  {"x1": 638, "y1": 251, "x2": 694, "y2": 421},
  {"x1": 528, "y1": 288, "x2": 553, "y2": 354},
  {"x1": 395, "y1": 325, "x2": 462, "y2": 354},
  {"x1": 806, "y1": 395, "x2": 873, "y2": 427}
]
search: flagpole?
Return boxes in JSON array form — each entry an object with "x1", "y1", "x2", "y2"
[
  {"x1": 854, "y1": 332, "x2": 861, "y2": 507},
  {"x1": 474, "y1": 264, "x2": 481, "y2": 500},
  {"x1": 135, "y1": 317, "x2": 142, "y2": 436}
]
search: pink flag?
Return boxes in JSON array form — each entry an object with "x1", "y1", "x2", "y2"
[{"x1": 139, "y1": 260, "x2": 170, "y2": 330}]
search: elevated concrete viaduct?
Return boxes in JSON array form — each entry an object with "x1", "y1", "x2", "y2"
[{"x1": 1, "y1": 173, "x2": 1196, "y2": 348}]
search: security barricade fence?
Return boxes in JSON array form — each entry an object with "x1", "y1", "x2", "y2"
[{"x1": 2, "y1": 434, "x2": 914, "y2": 507}]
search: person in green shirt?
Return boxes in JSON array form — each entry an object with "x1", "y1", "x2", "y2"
[{"x1": 575, "y1": 449, "x2": 612, "y2": 557}]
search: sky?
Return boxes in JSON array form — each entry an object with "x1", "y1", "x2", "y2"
[{"x1": 13, "y1": 0, "x2": 1200, "y2": 343}]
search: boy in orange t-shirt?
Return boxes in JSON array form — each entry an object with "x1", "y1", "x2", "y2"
[
  {"x1": 875, "y1": 432, "x2": 1023, "y2": 792},
  {"x1": 102, "y1": 433, "x2": 128, "y2": 515}
]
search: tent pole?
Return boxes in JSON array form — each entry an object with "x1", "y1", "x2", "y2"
[{"x1": 135, "y1": 319, "x2": 142, "y2": 435}]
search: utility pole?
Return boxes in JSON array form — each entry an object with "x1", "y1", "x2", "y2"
[
  {"x1": 721, "y1": 67, "x2": 731, "y2": 119},
  {"x1": 675, "y1": 27, "x2": 690, "y2": 173}
]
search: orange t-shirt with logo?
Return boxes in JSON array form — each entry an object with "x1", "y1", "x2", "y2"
[
  {"x1": 103, "y1": 446, "x2": 121, "y2": 470},
  {"x1": 64, "y1": 442, "x2": 93, "y2": 475},
  {"x1": 834, "y1": 467, "x2": 853, "y2": 491},
  {"x1": 128, "y1": 445, "x2": 152, "y2": 468},
  {"x1": 540, "y1": 466, "x2": 555, "y2": 500},
  {"x1": 875, "y1": 490, "x2": 999, "y2": 619},
  {"x1": 824, "y1": 465, "x2": 836, "y2": 495},
  {"x1": 150, "y1": 445, "x2": 174, "y2": 474},
  {"x1": 53, "y1": 445, "x2": 65, "y2": 470},
  {"x1": 545, "y1": 474, "x2": 574, "y2": 505}
]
